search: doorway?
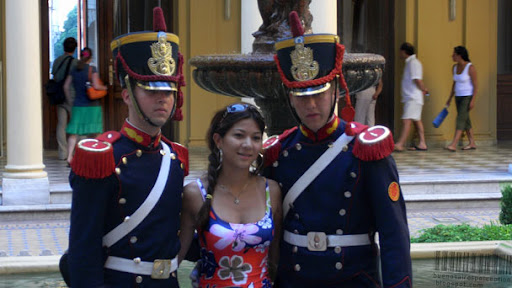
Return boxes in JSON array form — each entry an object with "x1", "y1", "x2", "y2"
[
  {"x1": 497, "y1": 0, "x2": 512, "y2": 140},
  {"x1": 337, "y1": 0, "x2": 395, "y2": 130},
  {"x1": 42, "y1": 0, "x2": 177, "y2": 150}
]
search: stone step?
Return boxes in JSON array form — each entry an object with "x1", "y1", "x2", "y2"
[
  {"x1": 1, "y1": 173, "x2": 510, "y2": 221},
  {"x1": 400, "y1": 173, "x2": 511, "y2": 210},
  {"x1": 0, "y1": 203, "x2": 70, "y2": 222},
  {"x1": 404, "y1": 193, "x2": 502, "y2": 210},
  {"x1": 400, "y1": 173, "x2": 512, "y2": 195}
]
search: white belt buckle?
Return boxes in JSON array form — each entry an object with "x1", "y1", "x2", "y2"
[
  {"x1": 307, "y1": 232, "x2": 327, "y2": 251},
  {"x1": 151, "y1": 259, "x2": 172, "y2": 279}
]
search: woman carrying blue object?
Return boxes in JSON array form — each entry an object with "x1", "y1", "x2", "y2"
[{"x1": 444, "y1": 46, "x2": 478, "y2": 152}]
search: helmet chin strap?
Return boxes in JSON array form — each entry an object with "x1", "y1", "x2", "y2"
[
  {"x1": 327, "y1": 80, "x2": 338, "y2": 121},
  {"x1": 124, "y1": 75, "x2": 176, "y2": 127}
]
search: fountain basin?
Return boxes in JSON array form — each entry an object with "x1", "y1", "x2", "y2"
[{"x1": 190, "y1": 52, "x2": 385, "y2": 134}]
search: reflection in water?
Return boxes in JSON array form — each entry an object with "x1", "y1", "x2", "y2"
[
  {"x1": 3, "y1": 259, "x2": 512, "y2": 287},
  {"x1": 0, "y1": 272, "x2": 66, "y2": 287},
  {"x1": 0, "y1": 261, "x2": 196, "y2": 288}
]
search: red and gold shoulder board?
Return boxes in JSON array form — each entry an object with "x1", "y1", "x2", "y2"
[
  {"x1": 71, "y1": 139, "x2": 116, "y2": 179},
  {"x1": 262, "y1": 126, "x2": 298, "y2": 167},
  {"x1": 96, "y1": 131, "x2": 121, "y2": 144},
  {"x1": 351, "y1": 124, "x2": 394, "y2": 161},
  {"x1": 163, "y1": 138, "x2": 189, "y2": 176}
]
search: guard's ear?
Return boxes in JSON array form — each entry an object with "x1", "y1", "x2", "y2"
[{"x1": 121, "y1": 88, "x2": 131, "y2": 105}]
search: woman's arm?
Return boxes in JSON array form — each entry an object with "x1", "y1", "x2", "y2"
[
  {"x1": 446, "y1": 81, "x2": 455, "y2": 106},
  {"x1": 468, "y1": 65, "x2": 478, "y2": 110},
  {"x1": 178, "y1": 181, "x2": 204, "y2": 264},
  {"x1": 267, "y1": 178, "x2": 282, "y2": 281},
  {"x1": 91, "y1": 72, "x2": 107, "y2": 90},
  {"x1": 63, "y1": 75, "x2": 73, "y2": 104},
  {"x1": 446, "y1": 65, "x2": 456, "y2": 106}
]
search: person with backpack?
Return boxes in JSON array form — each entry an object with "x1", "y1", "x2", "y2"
[{"x1": 51, "y1": 37, "x2": 78, "y2": 160}]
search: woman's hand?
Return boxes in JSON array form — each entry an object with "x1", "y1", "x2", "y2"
[{"x1": 469, "y1": 99, "x2": 475, "y2": 111}]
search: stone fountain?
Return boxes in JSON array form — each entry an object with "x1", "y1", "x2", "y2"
[{"x1": 189, "y1": 0, "x2": 385, "y2": 135}]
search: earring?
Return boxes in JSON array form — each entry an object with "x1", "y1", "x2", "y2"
[
  {"x1": 216, "y1": 149, "x2": 223, "y2": 171},
  {"x1": 251, "y1": 153, "x2": 264, "y2": 172}
]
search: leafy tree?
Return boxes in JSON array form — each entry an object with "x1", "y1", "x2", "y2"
[{"x1": 53, "y1": 5, "x2": 78, "y2": 59}]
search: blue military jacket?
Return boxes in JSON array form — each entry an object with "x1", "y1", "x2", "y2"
[
  {"x1": 68, "y1": 121, "x2": 188, "y2": 288},
  {"x1": 263, "y1": 117, "x2": 412, "y2": 288}
]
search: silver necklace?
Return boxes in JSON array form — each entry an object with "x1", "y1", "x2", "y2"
[{"x1": 219, "y1": 182, "x2": 250, "y2": 205}]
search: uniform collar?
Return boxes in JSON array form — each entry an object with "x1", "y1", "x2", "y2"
[
  {"x1": 299, "y1": 116, "x2": 340, "y2": 142},
  {"x1": 121, "y1": 120, "x2": 162, "y2": 149}
]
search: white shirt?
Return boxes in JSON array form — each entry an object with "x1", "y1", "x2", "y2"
[
  {"x1": 401, "y1": 54, "x2": 424, "y2": 105},
  {"x1": 453, "y1": 63, "x2": 473, "y2": 96}
]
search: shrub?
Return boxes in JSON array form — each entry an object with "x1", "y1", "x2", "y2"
[
  {"x1": 500, "y1": 185, "x2": 512, "y2": 225},
  {"x1": 411, "y1": 223, "x2": 512, "y2": 243}
]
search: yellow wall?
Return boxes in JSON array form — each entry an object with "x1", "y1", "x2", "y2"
[
  {"x1": 175, "y1": 0, "x2": 241, "y2": 148},
  {"x1": 395, "y1": 0, "x2": 498, "y2": 146}
]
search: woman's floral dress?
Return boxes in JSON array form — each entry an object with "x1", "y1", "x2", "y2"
[{"x1": 196, "y1": 178, "x2": 274, "y2": 288}]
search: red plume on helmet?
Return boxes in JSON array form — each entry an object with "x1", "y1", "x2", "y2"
[
  {"x1": 153, "y1": 7, "x2": 167, "y2": 32},
  {"x1": 289, "y1": 11, "x2": 304, "y2": 37}
]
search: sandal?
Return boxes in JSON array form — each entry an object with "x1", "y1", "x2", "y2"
[
  {"x1": 444, "y1": 147, "x2": 456, "y2": 152},
  {"x1": 462, "y1": 146, "x2": 477, "y2": 150}
]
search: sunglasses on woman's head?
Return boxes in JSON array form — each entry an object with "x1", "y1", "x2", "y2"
[
  {"x1": 221, "y1": 104, "x2": 253, "y2": 119},
  {"x1": 226, "y1": 104, "x2": 250, "y2": 113}
]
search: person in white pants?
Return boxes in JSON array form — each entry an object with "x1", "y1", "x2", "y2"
[{"x1": 354, "y1": 78, "x2": 383, "y2": 126}]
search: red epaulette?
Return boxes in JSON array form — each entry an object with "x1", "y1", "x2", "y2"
[
  {"x1": 162, "y1": 137, "x2": 189, "y2": 176},
  {"x1": 71, "y1": 139, "x2": 116, "y2": 179},
  {"x1": 96, "y1": 131, "x2": 122, "y2": 144},
  {"x1": 262, "y1": 126, "x2": 298, "y2": 167},
  {"x1": 349, "y1": 122, "x2": 395, "y2": 161}
]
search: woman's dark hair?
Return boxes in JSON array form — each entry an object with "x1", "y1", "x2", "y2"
[
  {"x1": 196, "y1": 103, "x2": 266, "y2": 231},
  {"x1": 77, "y1": 47, "x2": 92, "y2": 71},
  {"x1": 400, "y1": 42, "x2": 415, "y2": 56},
  {"x1": 454, "y1": 46, "x2": 470, "y2": 62}
]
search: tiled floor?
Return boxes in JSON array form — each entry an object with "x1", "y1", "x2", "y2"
[
  {"x1": 0, "y1": 143, "x2": 511, "y2": 257},
  {"x1": 392, "y1": 143, "x2": 512, "y2": 176}
]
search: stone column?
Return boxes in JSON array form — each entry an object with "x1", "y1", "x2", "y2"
[
  {"x1": 2, "y1": 0, "x2": 49, "y2": 205},
  {"x1": 310, "y1": 0, "x2": 337, "y2": 34}
]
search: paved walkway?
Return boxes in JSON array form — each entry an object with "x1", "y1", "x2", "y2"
[{"x1": 0, "y1": 144, "x2": 511, "y2": 259}]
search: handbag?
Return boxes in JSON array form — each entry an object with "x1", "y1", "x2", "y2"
[
  {"x1": 433, "y1": 107, "x2": 449, "y2": 128},
  {"x1": 86, "y1": 66, "x2": 107, "y2": 100}
]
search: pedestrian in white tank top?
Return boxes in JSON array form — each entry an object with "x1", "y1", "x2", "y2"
[{"x1": 444, "y1": 46, "x2": 478, "y2": 152}]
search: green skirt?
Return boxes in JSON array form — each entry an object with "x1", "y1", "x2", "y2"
[{"x1": 66, "y1": 106, "x2": 103, "y2": 135}]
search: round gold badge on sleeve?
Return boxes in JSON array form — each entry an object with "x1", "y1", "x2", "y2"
[{"x1": 388, "y1": 182, "x2": 400, "y2": 202}]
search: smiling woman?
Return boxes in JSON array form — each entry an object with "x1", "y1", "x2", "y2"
[{"x1": 178, "y1": 103, "x2": 283, "y2": 288}]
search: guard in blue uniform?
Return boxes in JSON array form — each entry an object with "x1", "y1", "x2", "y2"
[
  {"x1": 67, "y1": 7, "x2": 188, "y2": 287},
  {"x1": 263, "y1": 12, "x2": 412, "y2": 287}
]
